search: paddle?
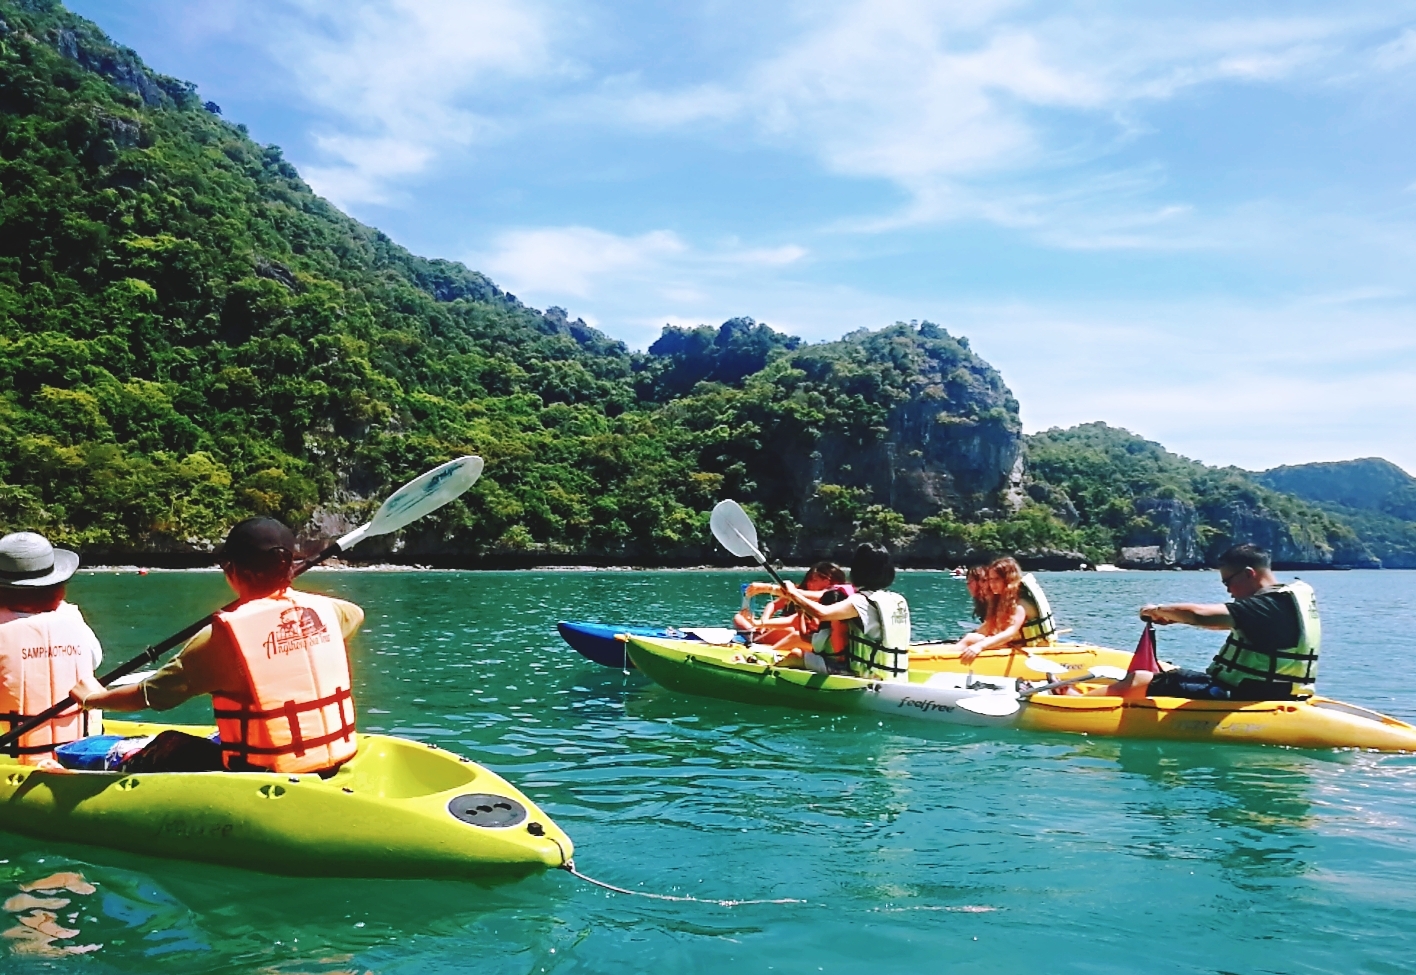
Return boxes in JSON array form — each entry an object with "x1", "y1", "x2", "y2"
[
  {"x1": 0, "y1": 455, "x2": 484, "y2": 751},
  {"x1": 710, "y1": 500, "x2": 787, "y2": 589},
  {"x1": 954, "y1": 664, "x2": 1130, "y2": 716}
]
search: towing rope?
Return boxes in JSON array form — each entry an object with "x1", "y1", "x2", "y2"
[
  {"x1": 549, "y1": 836, "x2": 801, "y2": 906},
  {"x1": 560, "y1": 861, "x2": 805, "y2": 906}
]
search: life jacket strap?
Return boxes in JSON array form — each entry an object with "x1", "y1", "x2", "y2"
[
  {"x1": 0, "y1": 712, "x2": 61, "y2": 756},
  {"x1": 215, "y1": 686, "x2": 356, "y2": 758},
  {"x1": 845, "y1": 634, "x2": 910, "y2": 676}
]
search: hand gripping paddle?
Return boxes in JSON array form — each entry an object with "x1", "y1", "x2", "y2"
[{"x1": 0, "y1": 456, "x2": 484, "y2": 752}]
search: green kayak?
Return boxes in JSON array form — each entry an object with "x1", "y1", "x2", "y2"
[{"x1": 0, "y1": 721, "x2": 573, "y2": 880}]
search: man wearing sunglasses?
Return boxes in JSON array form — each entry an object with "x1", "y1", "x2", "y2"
[{"x1": 1098, "y1": 544, "x2": 1321, "y2": 701}]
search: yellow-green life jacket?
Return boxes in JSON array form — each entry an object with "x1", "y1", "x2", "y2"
[
  {"x1": 846, "y1": 591, "x2": 911, "y2": 682},
  {"x1": 1208, "y1": 581, "x2": 1320, "y2": 692},
  {"x1": 1018, "y1": 573, "x2": 1057, "y2": 647}
]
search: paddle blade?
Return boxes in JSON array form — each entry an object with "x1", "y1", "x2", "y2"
[
  {"x1": 1089, "y1": 665, "x2": 1129, "y2": 682},
  {"x1": 710, "y1": 500, "x2": 764, "y2": 561},
  {"x1": 955, "y1": 695, "x2": 1022, "y2": 717},
  {"x1": 1128, "y1": 622, "x2": 1160, "y2": 673},
  {"x1": 340, "y1": 456, "x2": 484, "y2": 550},
  {"x1": 107, "y1": 670, "x2": 155, "y2": 688},
  {"x1": 1025, "y1": 654, "x2": 1068, "y2": 676}
]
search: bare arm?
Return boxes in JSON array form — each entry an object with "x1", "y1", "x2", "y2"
[
  {"x1": 70, "y1": 676, "x2": 148, "y2": 712},
  {"x1": 1140, "y1": 602, "x2": 1233, "y2": 630},
  {"x1": 783, "y1": 582, "x2": 859, "y2": 622},
  {"x1": 959, "y1": 605, "x2": 1027, "y2": 661}
]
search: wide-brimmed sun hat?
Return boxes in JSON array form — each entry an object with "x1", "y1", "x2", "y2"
[{"x1": 0, "y1": 532, "x2": 80, "y2": 588}]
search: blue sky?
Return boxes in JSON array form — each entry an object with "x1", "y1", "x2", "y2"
[{"x1": 68, "y1": 0, "x2": 1416, "y2": 474}]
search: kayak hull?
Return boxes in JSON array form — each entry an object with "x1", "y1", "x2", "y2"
[
  {"x1": 1017, "y1": 694, "x2": 1416, "y2": 751},
  {"x1": 0, "y1": 721, "x2": 573, "y2": 879},
  {"x1": 627, "y1": 637, "x2": 1018, "y2": 728},
  {"x1": 563, "y1": 618, "x2": 1132, "y2": 680},
  {"x1": 556, "y1": 621, "x2": 744, "y2": 668},
  {"x1": 627, "y1": 636, "x2": 1416, "y2": 752}
]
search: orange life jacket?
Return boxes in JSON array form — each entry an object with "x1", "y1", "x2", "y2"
[
  {"x1": 798, "y1": 585, "x2": 855, "y2": 653},
  {"x1": 0, "y1": 602, "x2": 101, "y2": 763},
  {"x1": 211, "y1": 589, "x2": 356, "y2": 774}
]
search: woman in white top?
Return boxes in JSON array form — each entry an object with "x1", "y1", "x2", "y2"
[{"x1": 784, "y1": 543, "x2": 911, "y2": 680}]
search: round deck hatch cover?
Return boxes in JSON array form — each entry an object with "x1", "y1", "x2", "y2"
[{"x1": 448, "y1": 793, "x2": 527, "y2": 828}]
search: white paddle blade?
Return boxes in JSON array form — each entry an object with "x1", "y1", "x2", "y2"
[
  {"x1": 955, "y1": 695, "x2": 1022, "y2": 717},
  {"x1": 1089, "y1": 665, "x2": 1129, "y2": 682},
  {"x1": 108, "y1": 670, "x2": 156, "y2": 688},
  {"x1": 1025, "y1": 654, "x2": 1068, "y2": 675},
  {"x1": 337, "y1": 456, "x2": 484, "y2": 550},
  {"x1": 710, "y1": 500, "x2": 765, "y2": 561}
]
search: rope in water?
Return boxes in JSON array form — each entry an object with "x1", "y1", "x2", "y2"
[
  {"x1": 549, "y1": 836, "x2": 803, "y2": 906},
  {"x1": 560, "y1": 861, "x2": 805, "y2": 906}
]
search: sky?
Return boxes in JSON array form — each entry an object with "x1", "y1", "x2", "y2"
[{"x1": 66, "y1": 0, "x2": 1416, "y2": 475}]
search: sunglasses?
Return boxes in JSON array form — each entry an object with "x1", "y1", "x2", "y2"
[{"x1": 1220, "y1": 567, "x2": 1251, "y2": 587}]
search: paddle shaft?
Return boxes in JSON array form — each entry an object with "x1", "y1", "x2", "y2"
[
  {"x1": 754, "y1": 553, "x2": 788, "y2": 590},
  {"x1": 0, "y1": 540, "x2": 344, "y2": 750}
]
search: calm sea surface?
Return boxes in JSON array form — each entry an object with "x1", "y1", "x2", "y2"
[{"x1": 5, "y1": 568, "x2": 1416, "y2": 974}]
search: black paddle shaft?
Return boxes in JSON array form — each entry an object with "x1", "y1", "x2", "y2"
[
  {"x1": 0, "y1": 540, "x2": 345, "y2": 750},
  {"x1": 756, "y1": 549, "x2": 788, "y2": 590}
]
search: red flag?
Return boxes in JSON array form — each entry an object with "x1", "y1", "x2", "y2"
[{"x1": 1129, "y1": 622, "x2": 1160, "y2": 673}]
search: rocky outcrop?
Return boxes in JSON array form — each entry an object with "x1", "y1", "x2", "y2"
[
  {"x1": 783, "y1": 324, "x2": 1023, "y2": 560},
  {"x1": 1200, "y1": 500, "x2": 1379, "y2": 568},
  {"x1": 1132, "y1": 498, "x2": 1205, "y2": 567}
]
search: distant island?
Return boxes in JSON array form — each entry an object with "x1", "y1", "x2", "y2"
[{"x1": 2, "y1": 0, "x2": 1413, "y2": 570}]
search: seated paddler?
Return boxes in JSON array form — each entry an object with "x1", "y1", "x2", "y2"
[
  {"x1": 71, "y1": 517, "x2": 365, "y2": 775},
  {"x1": 783, "y1": 544, "x2": 910, "y2": 681},
  {"x1": 1094, "y1": 544, "x2": 1319, "y2": 702},
  {"x1": 0, "y1": 531, "x2": 105, "y2": 765},
  {"x1": 953, "y1": 557, "x2": 1057, "y2": 663}
]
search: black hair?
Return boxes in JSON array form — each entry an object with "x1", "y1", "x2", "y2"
[
  {"x1": 849, "y1": 543, "x2": 895, "y2": 591},
  {"x1": 1217, "y1": 544, "x2": 1271, "y2": 571}
]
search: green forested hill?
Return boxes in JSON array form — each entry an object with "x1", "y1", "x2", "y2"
[
  {"x1": 0, "y1": 0, "x2": 1398, "y2": 568},
  {"x1": 1256, "y1": 459, "x2": 1416, "y2": 568},
  {"x1": 1022, "y1": 424, "x2": 1374, "y2": 568},
  {"x1": 0, "y1": 0, "x2": 1024, "y2": 563}
]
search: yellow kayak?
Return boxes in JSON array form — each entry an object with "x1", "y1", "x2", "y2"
[
  {"x1": 0, "y1": 721, "x2": 573, "y2": 879},
  {"x1": 907, "y1": 641, "x2": 1134, "y2": 679},
  {"x1": 627, "y1": 636, "x2": 1416, "y2": 752},
  {"x1": 1018, "y1": 691, "x2": 1416, "y2": 751}
]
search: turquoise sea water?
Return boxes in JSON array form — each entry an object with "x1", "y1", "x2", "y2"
[{"x1": 4, "y1": 568, "x2": 1416, "y2": 974}]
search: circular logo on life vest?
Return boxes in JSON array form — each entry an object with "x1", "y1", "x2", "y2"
[
  {"x1": 447, "y1": 793, "x2": 528, "y2": 828},
  {"x1": 263, "y1": 607, "x2": 330, "y2": 658}
]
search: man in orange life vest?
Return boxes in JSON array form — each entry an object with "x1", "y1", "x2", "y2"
[
  {"x1": 0, "y1": 531, "x2": 105, "y2": 764},
  {"x1": 73, "y1": 518, "x2": 364, "y2": 775}
]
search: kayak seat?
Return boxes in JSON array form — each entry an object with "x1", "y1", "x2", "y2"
[{"x1": 334, "y1": 735, "x2": 479, "y2": 799}]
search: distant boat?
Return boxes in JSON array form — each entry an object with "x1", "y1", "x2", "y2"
[{"x1": 1094, "y1": 564, "x2": 1127, "y2": 572}]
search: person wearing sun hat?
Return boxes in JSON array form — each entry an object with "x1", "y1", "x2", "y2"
[
  {"x1": 74, "y1": 517, "x2": 365, "y2": 774},
  {"x1": 0, "y1": 531, "x2": 105, "y2": 764}
]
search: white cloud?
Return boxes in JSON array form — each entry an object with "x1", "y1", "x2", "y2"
[
  {"x1": 580, "y1": 5, "x2": 1377, "y2": 239},
  {"x1": 952, "y1": 294, "x2": 1416, "y2": 471},
  {"x1": 483, "y1": 227, "x2": 686, "y2": 298},
  {"x1": 257, "y1": 0, "x2": 557, "y2": 206},
  {"x1": 1374, "y1": 27, "x2": 1416, "y2": 69}
]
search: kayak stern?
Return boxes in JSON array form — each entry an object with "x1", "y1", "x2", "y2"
[{"x1": 0, "y1": 722, "x2": 573, "y2": 879}]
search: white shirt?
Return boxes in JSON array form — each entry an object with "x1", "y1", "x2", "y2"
[
  {"x1": 0, "y1": 604, "x2": 104, "y2": 669},
  {"x1": 846, "y1": 592, "x2": 885, "y2": 643}
]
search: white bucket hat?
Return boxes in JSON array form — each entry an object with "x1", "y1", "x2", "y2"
[{"x1": 0, "y1": 532, "x2": 80, "y2": 588}]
